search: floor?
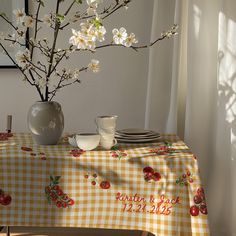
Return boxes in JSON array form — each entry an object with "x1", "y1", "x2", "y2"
[{"x1": 0, "y1": 227, "x2": 145, "y2": 236}]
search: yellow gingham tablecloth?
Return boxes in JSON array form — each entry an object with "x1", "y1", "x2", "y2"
[{"x1": 0, "y1": 133, "x2": 210, "y2": 236}]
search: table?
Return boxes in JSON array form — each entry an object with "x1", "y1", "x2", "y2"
[{"x1": 0, "y1": 133, "x2": 210, "y2": 236}]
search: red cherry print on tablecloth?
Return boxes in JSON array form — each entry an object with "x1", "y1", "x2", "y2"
[
  {"x1": 69, "y1": 149, "x2": 85, "y2": 157},
  {"x1": 190, "y1": 205, "x2": 199, "y2": 216},
  {"x1": 110, "y1": 146, "x2": 128, "y2": 159},
  {"x1": 176, "y1": 170, "x2": 194, "y2": 186},
  {"x1": 21, "y1": 147, "x2": 47, "y2": 160},
  {"x1": 21, "y1": 146, "x2": 33, "y2": 152},
  {"x1": 144, "y1": 172, "x2": 153, "y2": 182},
  {"x1": 1, "y1": 195, "x2": 12, "y2": 206},
  {"x1": 149, "y1": 143, "x2": 175, "y2": 155},
  {"x1": 0, "y1": 189, "x2": 12, "y2": 206},
  {"x1": 68, "y1": 199, "x2": 75, "y2": 206},
  {"x1": 0, "y1": 133, "x2": 13, "y2": 141},
  {"x1": 56, "y1": 201, "x2": 62, "y2": 208},
  {"x1": 100, "y1": 181, "x2": 111, "y2": 189},
  {"x1": 152, "y1": 172, "x2": 161, "y2": 181},
  {"x1": 143, "y1": 166, "x2": 154, "y2": 175},
  {"x1": 143, "y1": 167, "x2": 161, "y2": 182},
  {"x1": 45, "y1": 176, "x2": 75, "y2": 208},
  {"x1": 193, "y1": 195, "x2": 202, "y2": 204},
  {"x1": 84, "y1": 173, "x2": 112, "y2": 189},
  {"x1": 199, "y1": 203, "x2": 208, "y2": 215},
  {"x1": 190, "y1": 187, "x2": 208, "y2": 216},
  {"x1": 197, "y1": 187, "x2": 205, "y2": 197}
]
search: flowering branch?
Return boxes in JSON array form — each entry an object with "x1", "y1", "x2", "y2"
[{"x1": 0, "y1": 0, "x2": 177, "y2": 102}]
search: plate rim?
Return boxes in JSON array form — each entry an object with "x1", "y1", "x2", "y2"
[
  {"x1": 116, "y1": 136, "x2": 161, "y2": 143},
  {"x1": 117, "y1": 128, "x2": 153, "y2": 135},
  {"x1": 115, "y1": 134, "x2": 160, "y2": 140}
]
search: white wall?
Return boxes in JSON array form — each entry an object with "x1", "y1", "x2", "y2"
[{"x1": 0, "y1": 0, "x2": 154, "y2": 133}]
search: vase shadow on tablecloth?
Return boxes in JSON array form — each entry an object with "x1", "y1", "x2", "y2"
[{"x1": 75, "y1": 162, "x2": 137, "y2": 191}]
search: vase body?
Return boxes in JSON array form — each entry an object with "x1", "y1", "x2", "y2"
[{"x1": 27, "y1": 101, "x2": 64, "y2": 145}]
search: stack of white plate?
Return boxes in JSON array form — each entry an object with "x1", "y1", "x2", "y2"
[{"x1": 115, "y1": 128, "x2": 161, "y2": 143}]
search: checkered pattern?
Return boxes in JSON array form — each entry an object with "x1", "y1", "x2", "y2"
[{"x1": 0, "y1": 133, "x2": 210, "y2": 236}]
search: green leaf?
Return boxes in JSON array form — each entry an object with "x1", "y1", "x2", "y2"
[
  {"x1": 164, "y1": 141, "x2": 172, "y2": 146},
  {"x1": 111, "y1": 146, "x2": 119, "y2": 151},
  {"x1": 56, "y1": 14, "x2": 65, "y2": 23},
  {"x1": 50, "y1": 176, "x2": 54, "y2": 182},
  {"x1": 91, "y1": 18, "x2": 103, "y2": 29},
  {"x1": 54, "y1": 176, "x2": 61, "y2": 181},
  {"x1": 75, "y1": 0, "x2": 83, "y2": 4}
]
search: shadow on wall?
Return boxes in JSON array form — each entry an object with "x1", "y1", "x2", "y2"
[
  {"x1": 206, "y1": 9, "x2": 236, "y2": 236},
  {"x1": 186, "y1": 1, "x2": 236, "y2": 235}
]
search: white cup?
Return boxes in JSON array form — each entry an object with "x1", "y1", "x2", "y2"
[
  {"x1": 76, "y1": 133, "x2": 100, "y2": 151},
  {"x1": 95, "y1": 115, "x2": 117, "y2": 130},
  {"x1": 97, "y1": 127, "x2": 116, "y2": 135},
  {"x1": 100, "y1": 133, "x2": 117, "y2": 150}
]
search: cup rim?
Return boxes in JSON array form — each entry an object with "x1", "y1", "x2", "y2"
[
  {"x1": 97, "y1": 115, "x2": 118, "y2": 119},
  {"x1": 77, "y1": 133, "x2": 99, "y2": 136}
]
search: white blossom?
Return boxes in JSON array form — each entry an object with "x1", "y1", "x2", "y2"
[
  {"x1": 86, "y1": 0, "x2": 103, "y2": 8},
  {"x1": 73, "y1": 69, "x2": 80, "y2": 79},
  {"x1": 123, "y1": 33, "x2": 138, "y2": 47},
  {"x1": 80, "y1": 21, "x2": 96, "y2": 40},
  {"x1": 23, "y1": 16, "x2": 34, "y2": 28},
  {"x1": 13, "y1": 8, "x2": 26, "y2": 24},
  {"x1": 69, "y1": 19, "x2": 107, "y2": 50},
  {"x1": 86, "y1": 38, "x2": 96, "y2": 50},
  {"x1": 15, "y1": 48, "x2": 31, "y2": 69},
  {"x1": 42, "y1": 14, "x2": 52, "y2": 27},
  {"x1": 95, "y1": 26, "x2": 106, "y2": 42},
  {"x1": 38, "y1": 78, "x2": 47, "y2": 88},
  {"x1": 87, "y1": 6, "x2": 97, "y2": 15},
  {"x1": 69, "y1": 26, "x2": 97, "y2": 50},
  {"x1": 69, "y1": 29, "x2": 88, "y2": 49},
  {"x1": 88, "y1": 59, "x2": 100, "y2": 73},
  {"x1": 112, "y1": 27, "x2": 127, "y2": 45}
]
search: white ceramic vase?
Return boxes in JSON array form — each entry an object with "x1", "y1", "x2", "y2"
[{"x1": 27, "y1": 101, "x2": 64, "y2": 145}]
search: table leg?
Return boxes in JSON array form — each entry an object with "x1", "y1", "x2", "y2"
[
  {"x1": 140, "y1": 231, "x2": 148, "y2": 236},
  {"x1": 6, "y1": 226, "x2": 10, "y2": 236}
]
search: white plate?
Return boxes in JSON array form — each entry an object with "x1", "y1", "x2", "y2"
[
  {"x1": 117, "y1": 136, "x2": 161, "y2": 143},
  {"x1": 115, "y1": 131, "x2": 160, "y2": 138},
  {"x1": 115, "y1": 133, "x2": 160, "y2": 140},
  {"x1": 117, "y1": 128, "x2": 152, "y2": 135}
]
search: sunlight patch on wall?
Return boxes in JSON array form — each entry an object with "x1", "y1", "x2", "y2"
[
  {"x1": 193, "y1": 4, "x2": 201, "y2": 39},
  {"x1": 218, "y1": 11, "x2": 236, "y2": 154},
  {"x1": 231, "y1": 129, "x2": 236, "y2": 161}
]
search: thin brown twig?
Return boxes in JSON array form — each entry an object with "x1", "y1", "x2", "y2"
[
  {"x1": 31, "y1": 0, "x2": 42, "y2": 59},
  {"x1": 46, "y1": 0, "x2": 61, "y2": 101}
]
